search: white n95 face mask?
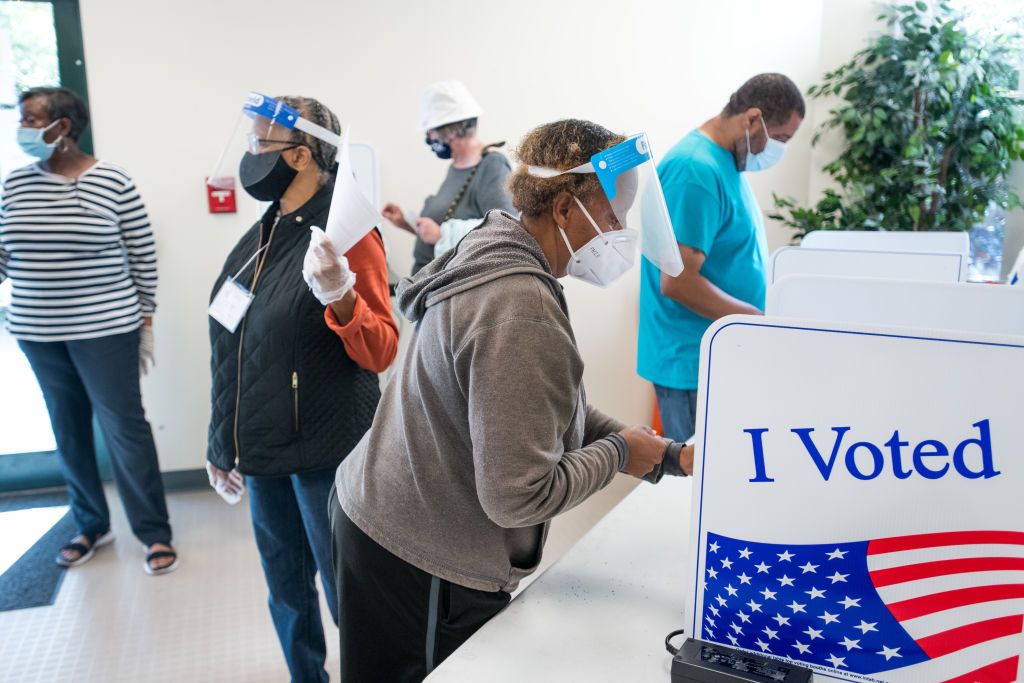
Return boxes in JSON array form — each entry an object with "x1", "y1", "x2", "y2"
[
  {"x1": 558, "y1": 196, "x2": 639, "y2": 288},
  {"x1": 744, "y1": 116, "x2": 786, "y2": 172}
]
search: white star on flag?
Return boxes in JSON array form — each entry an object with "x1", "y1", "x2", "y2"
[
  {"x1": 840, "y1": 636, "x2": 862, "y2": 651},
  {"x1": 805, "y1": 587, "x2": 826, "y2": 599},
  {"x1": 819, "y1": 611, "x2": 840, "y2": 625},
  {"x1": 838, "y1": 596, "x2": 861, "y2": 609},
  {"x1": 772, "y1": 613, "x2": 791, "y2": 627},
  {"x1": 715, "y1": 595, "x2": 727, "y2": 606},
  {"x1": 746, "y1": 599, "x2": 762, "y2": 613},
  {"x1": 854, "y1": 620, "x2": 878, "y2": 634},
  {"x1": 777, "y1": 575, "x2": 795, "y2": 587},
  {"x1": 803, "y1": 626, "x2": 823, "y2": 640},
  {"x1": 759, "y1": 588, "x2": 777, "y2": 601},
  {"x1": 738, "y1": 572, "x2": 752, "y2": 585},
  {"x1": 799, "y1": 561, "x2": 819, "y2": 574},
  {"x1": 755, "y1": 561, "x2": 771, "y2": 574},
  {"x1": 763, "y1": 626, "x2": 779, "y2": 640},
  {"x1": 827, "y1": 571, "x2": 849, "y2": 584},
  {"x1": 826, "y1": 654, "x2": 847, "y2": 668},
  {"x1": 755, "y1": 638, "x2": 771, "y2": 652},
  {"x1": 709, "y1": 541, "x2": 720, "y2": 553},
  {"x1": 737, "y1": 610, "x2": 751, "y2": 624},
  {"x1": 727, "y1": 634, "x2": 738, "y2": 646},
  {"x1": 878, "y1": 646, "x2": 902, "y2": 661},
  {"x1": 721, "y1": 558, "x2": 734, "y2": 570},
  {"x1": 787, "y1": 600, "x2": 807, "y2": 614},
  {"x1": 725, "y1": 584, "x2": 738, "y2": 597},
  {"x1": 793, "y1": 641, "x2": 811, "y2": 655},
  {"x1": 738, "y1": 547, "x2": 753, "y2": 559},
  {"x1": 707, "y1": 567, "x2": 718, "y2": 579},
  {"x1": 777, "y1": 550, "x2": 795, "y2": 562},
  {"x1": 826, "y1": 548, "x2": 847, "y2": 560}
]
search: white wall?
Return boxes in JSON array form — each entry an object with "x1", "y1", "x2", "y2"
[{"x1": 78, "y1": 0, "x2": 826, "y2": 471}]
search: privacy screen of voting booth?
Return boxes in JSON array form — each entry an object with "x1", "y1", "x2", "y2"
[{"x1": 685, "y1": 315, "x2": 1024, "y2": 682}]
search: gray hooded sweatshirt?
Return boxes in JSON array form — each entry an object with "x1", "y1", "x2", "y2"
[{"x1": 335, "y1": 210, "x2": 629, "y2": 593}]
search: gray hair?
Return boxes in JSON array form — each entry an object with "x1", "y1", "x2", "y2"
[{"x1": 431, "y1": 117, "x2": 478, "y2": 142}]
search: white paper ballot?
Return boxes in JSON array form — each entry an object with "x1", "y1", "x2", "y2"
[
  {"x1": 208, "y1": 277, "x2": 254, "y2": 333},
  {"x1": 324, "y1": 129, "x2": 382, "y2": 255}
]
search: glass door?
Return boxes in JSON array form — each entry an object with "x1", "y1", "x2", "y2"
[{"x1": 0, "y1": 0, "x2": 95, "y2": 491}]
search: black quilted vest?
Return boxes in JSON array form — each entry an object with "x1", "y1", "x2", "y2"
[{"x1": 206, "y1": 183, "x2": 381, "y2": 476}]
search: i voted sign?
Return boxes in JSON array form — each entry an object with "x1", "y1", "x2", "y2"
[{"x1": 686, "y1": 316, "x2": 1024, "y2": 682}]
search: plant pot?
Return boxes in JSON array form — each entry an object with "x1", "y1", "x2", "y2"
[{"x1": 967, "y1": 205, "x2": 1005, "y2": 282}]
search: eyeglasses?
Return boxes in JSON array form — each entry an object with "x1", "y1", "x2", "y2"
[{"x1": 247, "y1": 133, "x2": 300, "y2": 154}]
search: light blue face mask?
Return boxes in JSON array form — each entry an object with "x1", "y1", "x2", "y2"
[
  {"x1": 17, "y1": 120, "x2": 63, "y2": 160},
  {"x1": 744, "y1": 116, "x2": 785, "y2": 172}
]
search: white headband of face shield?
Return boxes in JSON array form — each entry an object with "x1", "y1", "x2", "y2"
[{"x1": 523, "y1": 161, "x2": 638, "y2": 288}]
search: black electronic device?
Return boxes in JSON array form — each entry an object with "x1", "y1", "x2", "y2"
[{"x1": 671, "y1": 638, "x2": 813, "y2": 683}]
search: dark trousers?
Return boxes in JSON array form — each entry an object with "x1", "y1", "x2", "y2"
[
  {"x1": 247, "y1": 467, "x2": 339, "y2": 683},
  {"x1": 654, "y1": 384, "x2": 700, "y2": 442},
  {"x1": 330, "y1": 491, "x2": 511, "y2": 683},
  {"x1": 19, "y1": 330, "x2": 171, "y2": 545}
]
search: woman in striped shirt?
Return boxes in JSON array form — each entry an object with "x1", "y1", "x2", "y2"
[{"x1": 0, "y1": 87, "x2": 177, "y2": 574}]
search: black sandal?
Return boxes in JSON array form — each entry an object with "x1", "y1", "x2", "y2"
[
  {"x1": 56, "y1": 529, "x2": 114, "y2": 567},
  {"x1": 144, "y1": 547, "x2": 179, "y2": 576}
]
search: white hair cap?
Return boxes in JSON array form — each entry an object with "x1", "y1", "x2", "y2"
[{"x1": 417, "y1": 80, "x2": 483, "y2": 134}]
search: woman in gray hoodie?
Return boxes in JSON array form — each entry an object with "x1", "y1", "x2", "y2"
[{"x1": 330, "y1": 119, "x2": 694, "y2": 682}]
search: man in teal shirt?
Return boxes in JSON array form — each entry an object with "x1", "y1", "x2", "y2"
[{"x1": 638, "y1": 73, "x2": 805, "y2": 441}]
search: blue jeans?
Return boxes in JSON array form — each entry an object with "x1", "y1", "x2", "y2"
[
  {"x1": 247, "y1": 467, "x2": 339, "y2": 683},
  {"x1": 654, "y1": 385, "x2": 699, "y2": 442},
  {"x1": 18, "y1": 330, "x2": 171, "y2": 545}
]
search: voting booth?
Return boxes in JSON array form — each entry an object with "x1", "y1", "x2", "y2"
[
  {"x1": 801, "y1": 230, "x2": 970, "y2": 258},
  {"x1": 767, "y1": 276, "x2": 1024, "y2": 336},
  {"x1": 685, "y1": 315, "x2": 1024, "y2": 681},
  {"x1": 769, "y1": 246, "x2": 966, "y2": 284}
]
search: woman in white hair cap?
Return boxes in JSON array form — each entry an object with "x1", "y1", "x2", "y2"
[{"x1": 382, "y1": 79, "x2": 515, "y2": 274}]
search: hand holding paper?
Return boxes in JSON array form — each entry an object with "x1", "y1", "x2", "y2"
[{"x1": 303, "y1": 226, "x2": 357, "y2": 305}]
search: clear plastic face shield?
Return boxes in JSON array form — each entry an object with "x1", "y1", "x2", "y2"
[
  {"x1": 527, "y1": 133, "x2": 683, "y2": 278},
  {"x1": 208, "y1": 92, "x2": 342, "y2": 195}
]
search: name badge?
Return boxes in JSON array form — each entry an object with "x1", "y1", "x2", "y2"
[{"x1": 209, "y1": 277, "x2": 254, "y2": 333}]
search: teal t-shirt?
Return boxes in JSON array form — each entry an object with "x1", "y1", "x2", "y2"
[{"x1": 638, "y1": 130, "x2": 768, "y2": 390}]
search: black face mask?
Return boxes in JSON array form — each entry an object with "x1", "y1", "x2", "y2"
[
  {"x1": 239, "y1": 149, "x2": 298, "y2": 201},
  {"x1": 425, "y1": 136, "x2": 452, "y2": 160}
]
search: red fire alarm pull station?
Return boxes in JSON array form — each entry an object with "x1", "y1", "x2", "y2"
[{"x1": 206, "y1": 177, "x2": 237, "y2": 214}]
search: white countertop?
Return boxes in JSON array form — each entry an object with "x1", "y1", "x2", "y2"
[{"x1": 427, "y1": 476, "x2": 694, "y2": 682}]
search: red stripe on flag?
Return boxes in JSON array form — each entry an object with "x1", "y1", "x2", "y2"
[
  {"x1": 917, "y1": 614, "x2": 1023, "y2": 659},
  {"x1": 869, "y1": 531, "x2": 1024, "y2": 555},
  {"x1": 888, "y1": 584, "x2": 1024, "y2": 620},
  {"x1": 871, "y1": 557, "x2": 1024, "y2": 588},
  {"x1": 940, "y1": 656, "x2": 1019, "y2": 683}
]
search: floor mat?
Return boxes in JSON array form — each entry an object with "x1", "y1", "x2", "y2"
[{"x1": 0, "y1": 491, "x2": 73, "y2": 612}]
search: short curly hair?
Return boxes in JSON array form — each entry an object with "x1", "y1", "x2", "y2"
[
  {"x1": 19, "y1": 87, "x2": 90, "y2": 141},
  {"x1": 275, "y1": 95, "x2": 341, "y2": 183},
  {"x1": 508, "y1": 119, "x2": 626, "y2": 217},
  {"x1": 723, "y1": 73, "x2": 805, "y2": 126}
]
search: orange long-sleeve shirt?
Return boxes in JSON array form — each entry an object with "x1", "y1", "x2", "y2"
[{"x1": 324, "y1": 230, "x2": 399, "y2": 373}]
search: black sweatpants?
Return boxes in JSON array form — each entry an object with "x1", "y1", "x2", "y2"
[{"x1": 330, "y1": 489, "x2": 511, "y2": 683}]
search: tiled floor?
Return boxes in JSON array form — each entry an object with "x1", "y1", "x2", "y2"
[{"x1": 0, "y1": 476, "x2": 636, "y2": 682}]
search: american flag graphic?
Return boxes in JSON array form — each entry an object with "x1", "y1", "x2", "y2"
[{"x1": 699, "y1": 531, "x2": 1024, "y2": 681}]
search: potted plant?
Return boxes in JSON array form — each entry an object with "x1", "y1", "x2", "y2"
[{"x1": 771, "y1": 1, "x2": 1024, "y2": 279}]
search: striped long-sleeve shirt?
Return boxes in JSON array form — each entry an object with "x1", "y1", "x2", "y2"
[{"x1": 0, "y1": 161, "x2": 157, "y2": 342}]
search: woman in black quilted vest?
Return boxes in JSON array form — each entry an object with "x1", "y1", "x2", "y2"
[{"x1": 205, "y1": 95, "x2": 398, "y2": 683}]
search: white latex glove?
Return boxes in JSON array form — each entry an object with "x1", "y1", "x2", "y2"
[
  {"x1": 206, "y1": 462, "x2": 245, "y2": 505},
  {"x1": 302, "y1": 226, "x2": 356, "y2": 305},
  {"x1": 139, "y1": 323, "x2": 155, "y2": 375}
]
